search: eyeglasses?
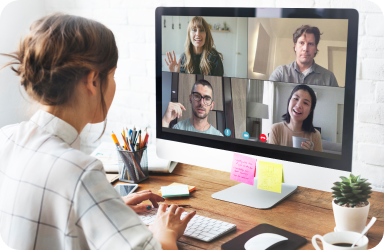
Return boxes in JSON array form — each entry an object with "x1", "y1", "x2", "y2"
[{"x1": 192, "y1": 92, "x2": 213, "y2": 106}]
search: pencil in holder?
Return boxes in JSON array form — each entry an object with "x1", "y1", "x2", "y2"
[{"x1": 117, "y1": 147, "x2": 149, "y2": 183}]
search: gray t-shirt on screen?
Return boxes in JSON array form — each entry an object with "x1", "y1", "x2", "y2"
[
  {"x1": 269, "y1": 61, "x2": 339, "y2": 87},
  {"x1": 172, "y1": 119, "x2": 224, "y2": 136}
]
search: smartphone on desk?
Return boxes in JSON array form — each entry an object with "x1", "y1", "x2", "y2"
[{"x1": 114, "y1": 184, "x2": 138, "y2": 196}]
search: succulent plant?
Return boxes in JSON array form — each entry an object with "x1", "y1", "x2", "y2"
[{"x1": 331, "y1": 174, "x2": 372, "y2": 207}]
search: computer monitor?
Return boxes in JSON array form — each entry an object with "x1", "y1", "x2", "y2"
[{"x1": 155, "y1": 7, "x2": 358, "y2": 208}]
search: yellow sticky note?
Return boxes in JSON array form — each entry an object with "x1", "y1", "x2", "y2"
[{"x1": 257, "y1": 161, "x2": 283, "y2": 193}]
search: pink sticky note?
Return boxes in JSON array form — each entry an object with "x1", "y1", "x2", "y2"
[{"x1": 230, "y1": 153, "x2": 257, "y2": 185}]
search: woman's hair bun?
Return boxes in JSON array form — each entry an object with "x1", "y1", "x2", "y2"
[{"x1": 2, "y1": 13, "x2": 118, "y2": 106}]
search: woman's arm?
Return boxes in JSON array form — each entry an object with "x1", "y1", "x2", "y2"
[
  {"x1": 149, "y1": 204, "x2": 196, "y2": 250},
  {"x1": 75, "y1": 165, "x2": 164, "y2": 250},
  {"x1": 123, "y1": 192, "x2": 196, "y2": 250},
  {"x1": 312, "y1": 130, "x2": 323, "y2": 152},
  {"x1": 122, "y1": 190, "x2": 164, "y2": 212},
  {"x1": 268, "y1": 124, "x2": 280, "y2": 145}
]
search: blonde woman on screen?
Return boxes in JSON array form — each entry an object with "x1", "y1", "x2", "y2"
[
  {"x1": 0, "y1": 13, "x2": 194, "y2": 250},
  {"x1": 164, "y1": 16, "x2": 224, "y2": 76}
]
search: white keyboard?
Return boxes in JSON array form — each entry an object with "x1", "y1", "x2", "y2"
[{"x1": 138, "y1": 208, "x2": 237, "y2": 242}]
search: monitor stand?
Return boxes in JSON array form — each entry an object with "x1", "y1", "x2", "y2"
[{"x1": 211, "y1": 178, "x2": 297, "y2": 209}]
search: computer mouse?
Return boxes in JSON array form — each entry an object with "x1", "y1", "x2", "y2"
[{"x1": 244, "y1": 233, "x2": 288, "y2": 250}]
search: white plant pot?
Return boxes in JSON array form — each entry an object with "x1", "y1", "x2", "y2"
[{"x1": 332, "y1": 199, "x2": 370, "y2": 233}]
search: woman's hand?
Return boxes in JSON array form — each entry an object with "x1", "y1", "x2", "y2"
[
  {"x1": 162, "y1": 102, "x2": 186, "y2": 127},
  {"x1": 301, "y1": 140, "x2": 314, "y2": 150},
  {"x1": 164, "y1": 51, "x2": 181, "y2": 72},
  {"x1": 149, "y1": 204, "x2": 196, "y2": 249},
  {"x1": 122, "y1": 190, "x2": 164, "y2": 213}
]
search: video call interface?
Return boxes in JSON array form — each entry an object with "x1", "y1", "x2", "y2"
[{"x1": 161, "y1": 15, "x2": 348, "y2": 160}]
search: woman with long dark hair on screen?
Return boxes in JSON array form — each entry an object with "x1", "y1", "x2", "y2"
[
  {"x1": 164, "y1": 16, "x2": 224, "y2": 76},
  {"x1": 0, "y1": 13, "x2": 194, "y2": 250},
  {"x1": 268, "y1": 84, "x2": 323, "y2": 152}
]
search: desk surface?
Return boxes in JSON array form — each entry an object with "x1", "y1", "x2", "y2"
[{"x1": 116, "y1": 163, "x2": 384, "y2": 250}]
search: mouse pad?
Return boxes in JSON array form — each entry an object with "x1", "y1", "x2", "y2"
[{"x1": 221, "y1": 223, "x2": 307, "y2": 250}]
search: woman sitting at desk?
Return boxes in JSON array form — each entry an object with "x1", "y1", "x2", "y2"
[
  {"x1": 164, "y1": 16, "x2": 224, "y2": 76},
  {"x1": 0, "y1": 14, "x2": 194, "y2": 250},
  {"x1": 268, "y1": 84, "x2": 323, "y2": 152}
]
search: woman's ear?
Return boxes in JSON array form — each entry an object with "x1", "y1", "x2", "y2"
[{"x1": 84, "y1": 71, "x2": 99, "y2": 96}]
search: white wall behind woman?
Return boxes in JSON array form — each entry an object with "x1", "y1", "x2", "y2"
[
  {"x1": 162, "y1": 15, "x2": 188, "y2": 55},
  {"x1": 0, "y1": 0, "x2": 46, "y2": 128}
]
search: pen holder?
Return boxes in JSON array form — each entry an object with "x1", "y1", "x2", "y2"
[{"x1": 117, "y1": 147, "x2": 149, "y2": 183}]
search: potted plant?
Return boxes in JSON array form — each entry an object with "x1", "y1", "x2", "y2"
[{"x1": 331, "y1": 174, "x2": 372, "y2": 233}]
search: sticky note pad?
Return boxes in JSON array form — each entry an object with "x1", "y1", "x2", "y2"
[
  {"x1": 158, "y1": 183, "x2": 195, "y2": 196},
  {"x1": 257, "y1": 161, "x2": 283, "y2": 193},
  {"x1": 230, "y1": 153, "x2": 257, "y2": 185},
  {"x1": 161, "y1": 185, "x2": 190, "y2": 198}
]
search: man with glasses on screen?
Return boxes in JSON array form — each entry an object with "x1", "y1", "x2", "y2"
[
  {"x1": 162, "y1": 79, "x2": 224, "y2": 136},
  {"x1": 269, "y1": 25, "x2": 339, "y2": 87}
]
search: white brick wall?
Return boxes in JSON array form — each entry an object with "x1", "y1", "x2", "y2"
[
  {"x1": 42, "y1": 0, "x2": 384, "y2": 192},
  {"x1": 358, "y1": 103, "x2": 384, "y2": 124}
]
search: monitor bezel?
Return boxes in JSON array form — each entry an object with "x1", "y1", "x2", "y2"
[{"x1": 155, "y1": 7, "x2": 358, "y2": 171}]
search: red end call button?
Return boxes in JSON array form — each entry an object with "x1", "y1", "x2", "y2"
[{"x1": 259, "y1": 134, "x2": 267, "y2": 142}]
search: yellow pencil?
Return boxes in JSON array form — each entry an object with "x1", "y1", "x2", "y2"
[
  {"x1": 123, "y1": 129, "x2": 126, "y2": 150},
  {"x1": 111, "y1": 132, "x2": 122, "y2": 150}
]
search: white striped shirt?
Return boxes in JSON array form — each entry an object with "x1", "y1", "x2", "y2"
[{"x1": 0, "y1": 109, "x2": 161, "y2": 250}]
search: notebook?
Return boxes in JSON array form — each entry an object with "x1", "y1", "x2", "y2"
[{"x1": 161, "y1": 185, "x2": 190, "y2": 198}]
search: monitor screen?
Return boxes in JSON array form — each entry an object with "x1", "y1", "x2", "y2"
[{"x1": 156, "y1": 7, "x2": 358, "y2": 173}]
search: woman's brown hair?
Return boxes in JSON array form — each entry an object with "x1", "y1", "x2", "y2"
[
  {"x1": 182, "y1": 16, "x2": 223, "y2": 75},
  {"x1": 1, "y1": 13, "x2": 118, "y2": 129},
  {"x1": 282, "y1": 84, "x2": 317, "y2": 133}
]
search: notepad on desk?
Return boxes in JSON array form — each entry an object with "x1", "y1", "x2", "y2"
[
  {"x1": 161, "y1": 185, "x2": 190, "y2": 198},
  {"x1": 158, "y1": 182, "x2": 196, "y2": 196}
]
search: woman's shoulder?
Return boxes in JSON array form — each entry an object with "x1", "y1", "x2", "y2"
[
  {"x1": 42, "y1": 136, "x2": 104, "y2": 173},
  {"x1": 1, "y1": 120, "x2": 104, "y2": 180},
  {"x1": 208, "y1": 48, "x2": 221, "y2": 58},
  {"x1": 69, "y1": 149, "x2": 104, "y2": 169},
  {"x1": 210, "y1": 48, "x2": 219, "y2": 54},
  {"x1": 271, "y1": 122, "x2": 285, "y2": 130},
  {"x1": 0, "y1": 123, "x2": 20, "y2": 146},
  {"x1": 313, "y1": 128, "x2": 322, "y2": 139}
]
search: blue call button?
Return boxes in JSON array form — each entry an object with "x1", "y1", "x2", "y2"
[
  {"x1": 243, "y1": 132, "x2": 250, "y2": 139},
  {"x1": 224, "y1": 129, "x2": 231, "y2": 136}
]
